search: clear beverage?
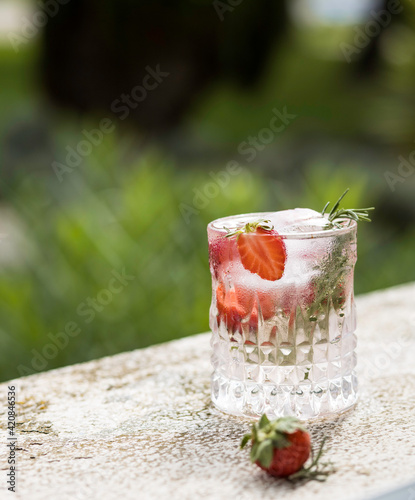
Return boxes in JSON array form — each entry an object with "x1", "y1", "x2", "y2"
[{"x1": 208, "y1": 209, "x2": 358, "y2": 420}]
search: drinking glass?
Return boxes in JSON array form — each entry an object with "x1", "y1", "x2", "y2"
[{"x1": 208, "y1": 212, "x2": 358, "y2": 420}]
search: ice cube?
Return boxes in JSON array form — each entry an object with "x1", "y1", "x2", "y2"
[{"x1": 268, "y1": 208, "x2": 328, "y2": 234}]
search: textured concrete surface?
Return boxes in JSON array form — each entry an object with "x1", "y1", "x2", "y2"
[{"x1": 1, "y1": 282, "x2": 415, "y2": 500}]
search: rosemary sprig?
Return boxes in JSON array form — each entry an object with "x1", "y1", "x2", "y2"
[{"x1": 322, "y1": 188, "x2": 374, "y2": 229}]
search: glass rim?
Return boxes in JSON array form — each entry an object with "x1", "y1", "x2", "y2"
[{"x1": 207, "y1": 212, "x2": 358, "y2": 239}]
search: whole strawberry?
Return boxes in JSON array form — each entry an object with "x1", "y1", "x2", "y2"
[
  {"x1": 241, "y1": 415, "x2": 334, "y2": 481},
  {"x1": 241, "y1": 415, "x2": 310, "y2": 477}
]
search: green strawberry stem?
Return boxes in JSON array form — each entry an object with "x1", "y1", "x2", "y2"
[{"x1": 224, "y1": 219, "x2": 274, "y2": 239}]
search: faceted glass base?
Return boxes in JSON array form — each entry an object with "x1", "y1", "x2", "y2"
[{"x1": 211, "y1": 332, "x2": 358, "y2": 420}]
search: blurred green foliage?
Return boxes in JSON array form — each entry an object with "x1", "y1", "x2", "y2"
[
  {"x1": 1, "y1": 140, "x2": 414, "y2": 381},
  {"x1": 1, "y1": 24, "x2": 415, "y2": 381},
  {"x1": 0, "y1": 142, "x2": 265, "y2": 379}
]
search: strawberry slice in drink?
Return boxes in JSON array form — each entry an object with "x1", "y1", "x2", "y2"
[
  {"x1": 237, "y1": 226, "x2": 286, "y2": 281},
  {"x1": 224, "y1": 221, "x2": 286, "y2": 281},
  {"x1": 216, "y1": 283, "x2": 246, "y2": 331},
  {"x1": 213, "y1": 220, "x2": 285, "y2": 332},
  {"x1": 208, "y1": 235, "x2": 238, "y2": 279},
  {"x1": 216, "y1": 283, "x2": 275, "y2": 331}
]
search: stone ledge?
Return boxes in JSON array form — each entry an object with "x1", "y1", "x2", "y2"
[{"x1": 1, "y1": 282, "x2": 415, "y2": 500}]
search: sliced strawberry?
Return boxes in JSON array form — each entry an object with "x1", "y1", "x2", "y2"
[
  {"x1": 216, "y1": 284, "x2": 276, "y2": 331},
  {"x1": 237, "y1": 227, "x2": 286, "y2": 281},
  {"x1": 248, "y1": 302, "x2": 261, "y2": 329},
  {"x1": 234, "y1": 287, "x2": 275, "y2": 321},
  {"x1": 333, "y1": 281, "x2": 347, "y2": 308},
  {"x1": 296, "y1": 284, "x2": 315, "y2": 309},
  {"x1": 276, "y1": 284, "x2": 315, "y2": 316},
  {"x1": 257, "y1": 291, "x2": 275, "y2": 320},
  {"x1": 247, "y1": 292, "x2": 276, "y2": 327},
  {"x1": 216, "y1": 283, "x2": 247, "y2": 330},
  {"x1": 209, "y1": 236, "x2": 238, "y2": 279}
]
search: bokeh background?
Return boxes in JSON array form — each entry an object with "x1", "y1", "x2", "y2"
[{"x1": 1, "y1": 0, "x2": 415, "y2": 381}]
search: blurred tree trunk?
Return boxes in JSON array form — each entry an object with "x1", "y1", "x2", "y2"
[{"x1": 42, "y1": 0, "x2": 287, "y2": 133}]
